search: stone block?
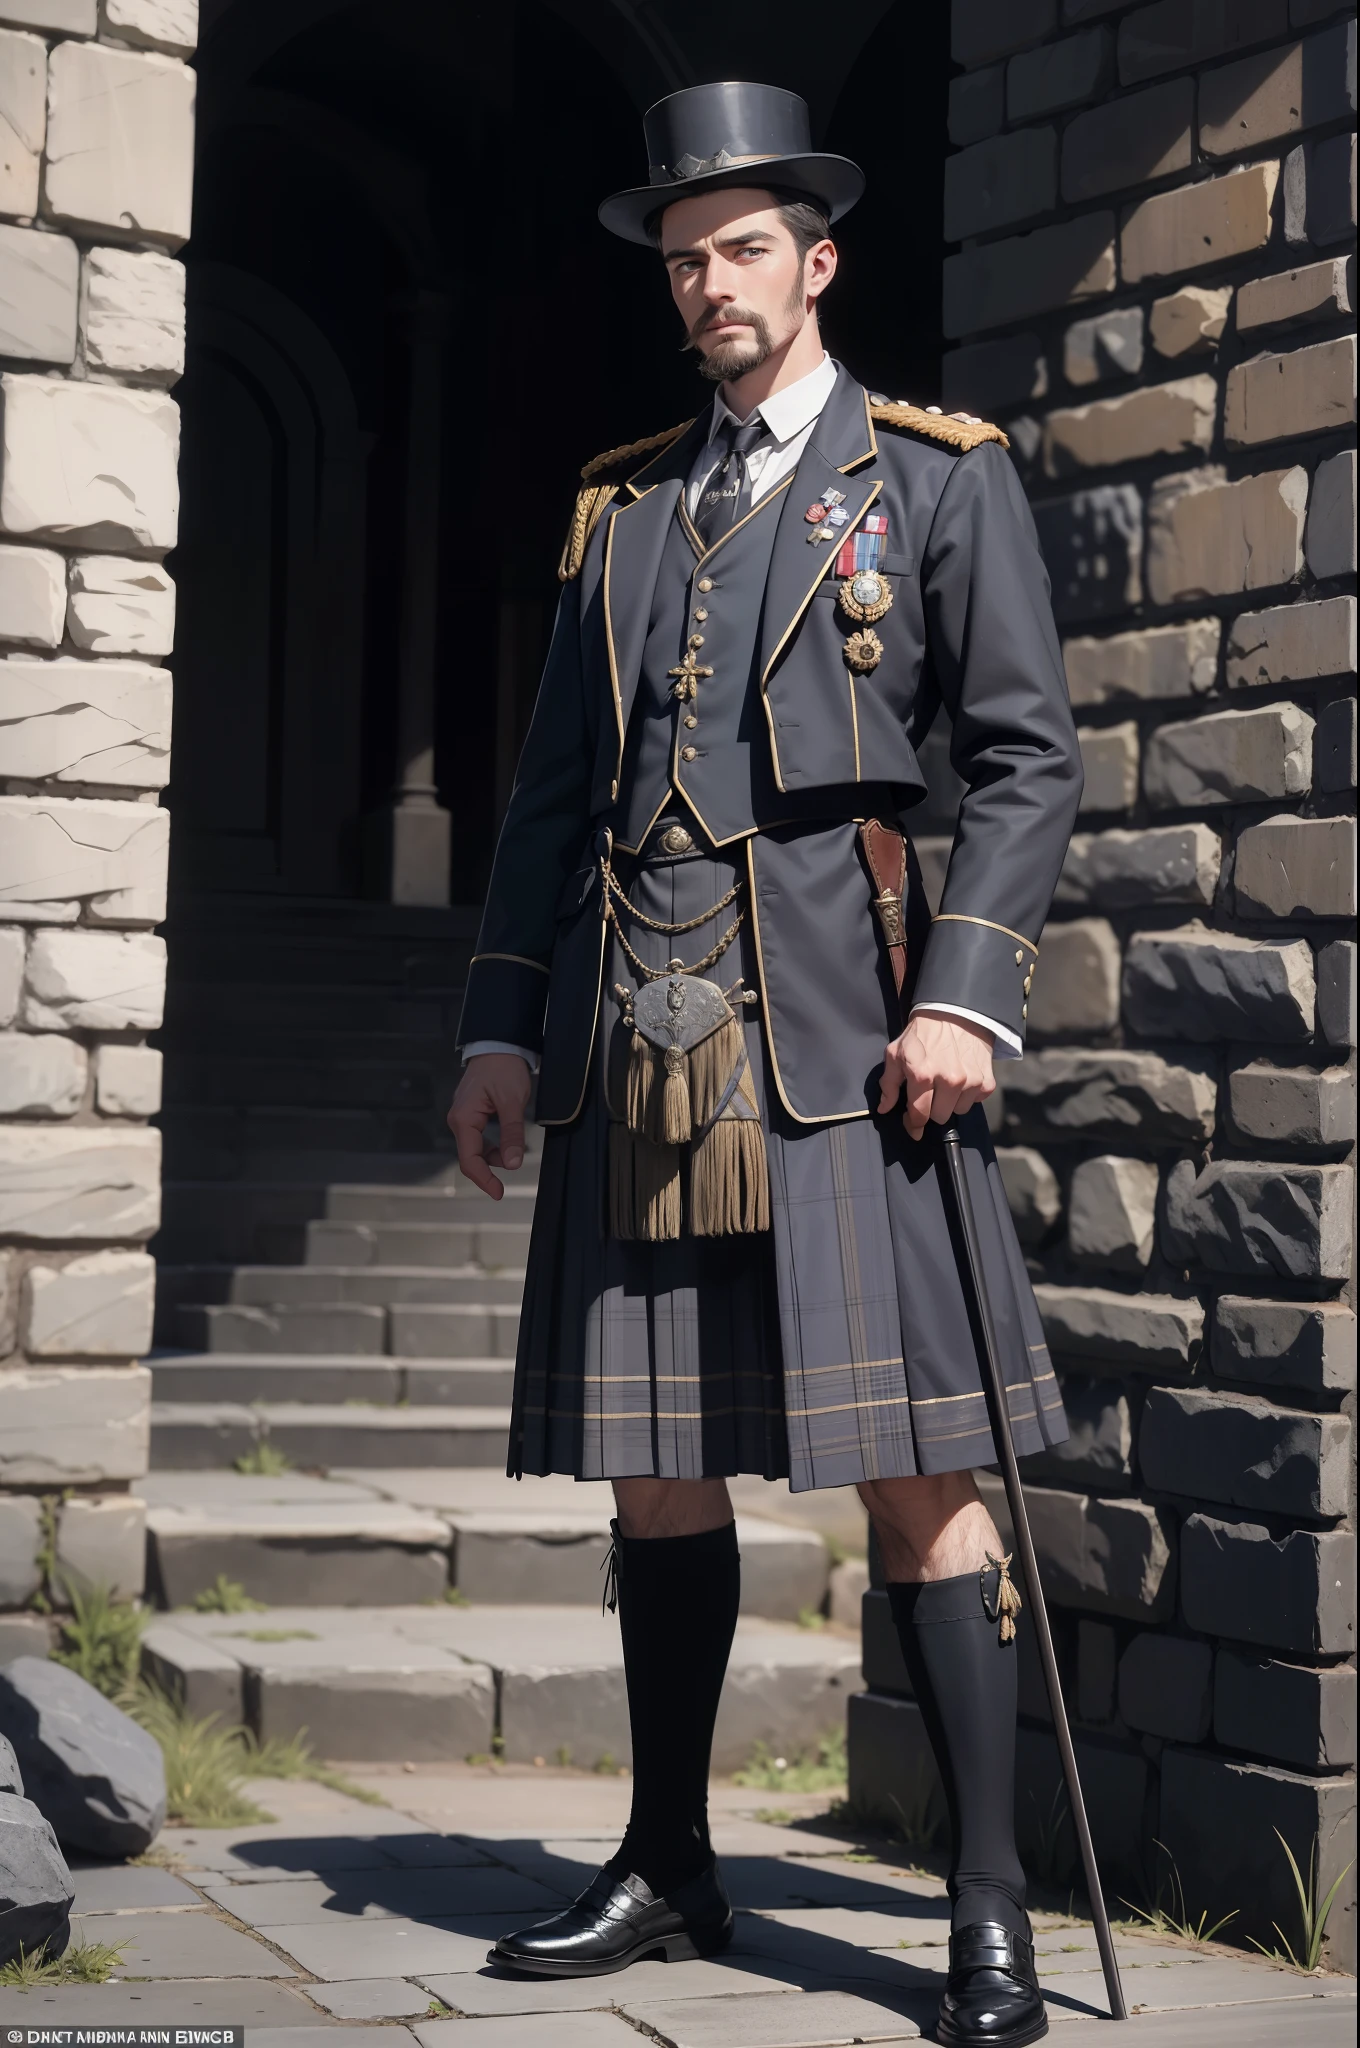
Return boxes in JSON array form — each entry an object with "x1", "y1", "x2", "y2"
[
  {"x1": 1215, "y1": 1651, "x2": 1355, "y2": 1769},
  {"x1": 0, "y1": 1792, "x2": 73, "y2": 1971},
  {"x1": 943, "y1": 127, "x2": 1057, "y2": 241},
  {"x1": 0, "y1": 1031, "x2": 84, "y2": 1116},
  {"x1": 1027, "y1": 917, "x2": 1121, "y2": 1034},
  {"x1": 1068, "y1": 1154, "x2": 1159, "y2": 1269},
  {"x1": 1076, "y1": 721, "x2": 1138, "y2": 809},
  {"x1": 1010, "y1": 26, "x2": 1113, "y2": 119},
  {"x1": 1289, "y1": 129, "x2": 1358, "y2": 247},
  {"x1": 845, "y1": 1691, "x2": 944, "y2": 1838},
  {"x1": 0, "y1": 794, "x2": 169, "y2": 925},
  {"x1": 1214, "y1": 1296, "x2": 1356, "y2": 1396},
  {"x1": 43, "y1": 42, "x2": 193, "y2": 245},
  {"x1": 24, "y1": 1249, "x2": 156, "y2": 1357},
  {"x1": 1062, "y1": 306, "x2": 1143, "y2": 387},
  {"x1": 22, "y1": 929, "x2": 165, "y2": 1031},
  {"x1": 1164, "y1": 1156, "x2": 1353, "y2": 1279},
  {"x1": 55, "y1": 1493, "x2": 144, "y2": 1602},
  {"x1": 1147, "y1": 465, "x2": 1307, "y2": 604},
  {"x1": 94, "y1": 1041, "x2": 161, "y2": 1116},
  {"x1": 1013, "y1": 1725, "x2": 1148, "y2": 1892},
  {"x1": 1145, "y1": 702, "x2": 1314, "y2": 808},
  {"x1": 1044, "y1": 374, "x2": 1215, "y2": 475},
  {"x1": 1058, "y1": 824, "x2": 1222, "y2": 910},
  {"x1": 1227, "y1": 335, "x2": 1357, "y2": 449},
  {"x1": 0, "y1": 3, "x2": 94, "y2": 24},
  {"x1": 1025, "y1": 1487, "x2": 1176, "y2": 1620},
  {"x1": 1235, "y1": 813, "x2": 1356, "y2": 919},
  {"x1": 1141, "y1": 1383, "x2": 1351, "y2": 1518},
  {"x1": 0, "y1": 926, "x2": 21, "y2": 1023},
  {"x1": 1316, "y1": 695, "x2": 1356, "y2": 794},
  {"x1": 1005, "y1": 1046, "x2": 1218, "y2": 1143},
  {"x1": 0, "y1": 657, "x2": 171, "y2": 787},
  {"x1": 1229, "y1": 1058, "x2": 1355, "y2": 1145},
  {"x1": 0, "y1": 1125, "x2": 160, "y2": 1241},
  {"x1": 0, "y1": 1616, "x2": 49, "y2": 1662},
  {"x1": 1118, "y1": 0, "x2": 1290, "y2": 84},
  {"x1": 947, "y1": 64, "x2": 1004, "y2": 145},
  {"x1": 1123, "y1": 923, "x2": 1314, "y2": 1040},
  {"x1": 99, "y1": 1, "x2": 198, "y2": 57},
  {"x1": 1238, "y1": 255, "x2": 1355, "y2": 332},
  {"x1": 80, "y1": 245, "x2": 185, "y2": 383},
  {"x1": 0, "y1": 1492, "x2": 41, "y2": 1604},
  {"x1": 0, "y1": 224, "x2": 76, "y2": 363},
  {"x1": 0, "y1": 543, "x2": 63, "y2": 647},
  {"x1": 1122, "y1": 162, "x2": 1279, "y2": 284},
  {"x1": 1316, "y1": 938, "x2": 1356, "y2": 1046},
  {"x1": 0, "y1": 374, "x2": 178, "y2": 549},
  {"x1": 943, "y1": 210, "x2": 1115, "y2": 338},
  {"x1": 0, "y1": 27, "x2": 44, "y2": 218},
  {"x1": 859, "y1": 1587, "x2": 910, "y2": 1696},
  {"x1": 952, "y1": 0, "x2": 1056, "y2": 67},
  {"x1": 1148, "y1": 285, "x2": 1232, "y2": 359},
  {"x1": 1033, "y1": 482, "x2": 1141, "y2": 621},
  {"x1": 1077, "y1": 1619, "x2": 1117, "y2": 1722},
  {"x1": 828, "y1": 1555, "x2": 868, "y2": 1628},
  {"x1": 1063, "y1": 618, "x2": 1219, "y2": 705},
  {"x1": 1061, "y1": 78, "x2": 1192, "y2": 202},
  {"x1": 0, "y1": 1364, "x2": 151, "y2": 1482},
  {"x1": 1201, "y1": 26, "x2": 1355, "y2": 157},
  {"x1": 0, "y1": 1658, "x2": 165, "y2": 1857},
  {"x1": 1182, "y1": 1512, "x2": 1354, "y2": 1654},
  {"x1": 1022, "y1": 1373, "x2": 1134, "y2": 1489},
  {"x1": 66, "y1": 556, "x2": 175, "y2": 657},
  {"x1": 1034, "y1": 1281, "x2": 1204, "y2": 1370},
  {"x1": 1118, "y1": 1634, "x2": 1212, "y2": 1741},
  {"x1": 1226, "y1": 596, "x2": 1355, "y2": 688},
  {"x1": 941, "y1": 332, "x2": 1046, "y2": 415},
  {"x1": 1306, "y1": 447, "x2": 1357, "y2": 578},
  {"x1": 995, "y1": 1144, "x2": 1061, "y2": 1243}
]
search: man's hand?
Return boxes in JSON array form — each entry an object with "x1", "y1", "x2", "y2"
[
  {"x1": 878, "y1": 1012, "x2": 996, "y2": 1141},
  {"x1": 448, "y1": 1053, "x2": 533, "y2": 1200}
]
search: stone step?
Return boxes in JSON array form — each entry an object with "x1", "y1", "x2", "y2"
[
  {"x1": 160, "y1": 1106, "x2": 457, "y2": 1171},
  {"x1": 145, "y1": 1497, "x2": 453, "y2": 1607},
  {"x1": 154, "y1": 1175, "x2": 539, "y2": 1266},
  {"x1": 390, "y1": 1302, "x2": 521, "y2": 1356},
  {"x1": 167, "y1": 1263, "x2": 528, "y2": 1308},
  {"x1": 176, "y1": 1302, "x2": 389, "y2": 1354},
  {"x1": 164, "y1": 1056, "x2": 453, "y2": 1113},
  {"x1": 140, "y1": 1603, "x2": 858, "y2": 1765},
  {"x1": 304, "y1": 1219, "x2": 535, "y2": 1268},
  {"x1": 148, "y1": 1352, "x2": 515, "y2": 1406},
  {"x1": 149, "y1": 1401, "x2": 511, "y2": 1471},
  {"x1": 163, "y1": 984, "x2": 458, "y2": 1037},
  {"x1": 325, "y1": 1180, "x2": 540, "y2": 1223}
]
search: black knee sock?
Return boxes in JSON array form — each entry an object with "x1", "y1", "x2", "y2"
[
  {"x1": 887, "y1": 1571, "x2": 1027, "y2": 1938},
  {"x1": 610, "y1": 1519, "x2": 740, "y2": 1897}
]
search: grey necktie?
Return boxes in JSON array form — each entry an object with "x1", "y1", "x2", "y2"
[{"x1": 691, "y1": 416, "x2": 769, "y2": 549}]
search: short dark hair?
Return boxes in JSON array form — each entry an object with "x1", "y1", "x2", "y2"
[{"x1": 648, "y1": 186, "x2": 832, "y2": 256}]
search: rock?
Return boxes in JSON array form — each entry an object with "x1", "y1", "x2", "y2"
[
  {"x1": 1063, "y1": 618, "x2": 1219, "y2": 705},
  {"x1": 79, "y1": 247, "x2": 185, "y2": 384},
  {"x1": 1044, "y1": 374, "x2": 1215, "y2": 475},
  {"x1": 1062, "y1": 306, "x2": 1144, "y2": 386},
  {"x1": 0, "y1": 544, "x2": 65, "y2": 648},
  {"x1": 55, "y1": 1494, "x2": 146, "y2": 1603},
  {"x1": 0, "y1": 1791, "x2": 73, "y2": 1968},
  {"x1": 1021, "y1": 1373, "x2": 1133, "y2": 1490},
  {"x1": 0, "y1": 374, "x2": 179, "y2": 551},
  {"x1": 23, "y1": 1249, "x2": 156, "y2": 1358},
  {"x1": 1229, "y1": 1060, "x2": 1355, "y2": 1145},
  {"x1": 947, "y1": 65, "x2": 1004, "y2": 147},
  {"x1": 1121, "y1": 161, "x2": 1278, "y2": 282},
  {"x1": 21, "y1": 930, "x2": 166, "y2": 1032},
  {"x1": 994, "y1": 1144, "x2": 1061, "y2": 1244},
  {"x1": 0, "y1": 794, "x2": 169, "y2": 926},
  {"x1": 1235, "y1": 814, "x2": 1356, "y2": 920},
  {"x1": 67, "y1": 555, "x2": 176, "y2": 656},
  {"x1": 1226, "y1": 596, "x2": 1355, "y2": 690},
  {"x1": 941, "y1": 331, "x2": 1046, "y2": 415},
  {"x1": 1227, "y1": 335, "x2": 1356, "y2": 450},
  {"x1": 0, "y1": 1126, "x2": 160, "y2": 1243},
  {"x1": 943, "y1": 211, "x2": 1115, "y2": 339},
  {"x1": 1181, "y1": 1514, "x2": 1355, "y2": 1656},
  {"x1": 0, "y1": 1732, "x2": 19, "y2": 1794},
  {"x1": 1061, "y1": 77, "x2": 1191, "y2": 202},
  {"x1": 0, "y1": 27, "x2": 45, "y2": 219},
  {"x1": 0, "y1": 224, "x2": 78, "y2": 364},
  {"x1": 1068, "y1": 1155, "x2": 1159, "y2": 1269},
  {"x1": 0, "y1": 1658, "x2": 165, "y2": 1858},
  {"x1": 1317, "y1": 938, "x2": 1356, "y2": 1047},
  {"x1": 1214, "y1": 1651, "x2": 1356, "y2": 1771},
  {"x1": 1122, "y1": 923, "x2": 1314, "y2": 1041},
  {"x1": 1011, "y1": 24, "x2": 1114, "y2": 119},
  {"x1": 1004, "y1": 1046, "x2": 1217, "y2": 1143},
  {"x1": 1027, "y1": 918, "x2": 1121, "y2": 1034},
  {"x1": 1148, "y1": 285, "x2": 1231, "y2": 358},
  {"x1": 1305, "y1": 448, "x2": 1357, "y2": 579},
  {"x1": 1118, "y1": 1634, "x2": 1212, "y2": 1742},
  {"x1": 1077, "y1": 1619, "x2": 1118, "y2": 1723},
  {"x1": 1146, "y1": 464, "x2": 1307, "y2": 604},
  {"x1": 0, "y1": 1033, "x2": 85, "y2": 1118},
  {"x1": 1076, "y1": 722, "x2": 1138, "y2": 810},
  {"x1": 1238, "y1": 256, "x2": 1354, "y2": 334},
  {"x1": 1164, "y1": 1156, "x2": 1352, "y2": 1279},
  {"x1": 0, "y1": 658, "x2": 171, "y2": 788},
  {"x1": 99, "y1": 1, "x2": 199, "y2": 58},
  {"x1": 94, "y1": 1043, "x2": 162, "y2": 1116},
  {"x1": 1033, "y1": 482, "x2": 1142, "y2": 622},
  {"x1": 1143, "y1": 703, "x2": 1313, "y2": 808},
  {"x1": 943, "y1": 127, "x2": 1057, "y2": 241},
  {"x1": 43, "y1": 41, "x2": 193, "y2": 245},
  {"x1": 1213, "y1": 1297, "x2": 1356, "y2": 1396},
  {"x1": 1141, "y1": 1384, "x2": 1351, "y2": 1519},
  {"x1": 0, "y1": 1494, "x2": 41, "y2": 1606},
  {"x1": 0, "y1": 929, "x2": 21, "y2": 1025},
  {"x1": 1035, "y1": 1282, "x2": 1203, "y2": 1370},
  {"x1": 1058, "y1": 825, "x2": 1222, "y2": 909},
  {"x1": 1316, "y1": 694, "x2": 1357, "y2": 795}
]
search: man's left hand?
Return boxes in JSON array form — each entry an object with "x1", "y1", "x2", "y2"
[{"x1": 879, "y1": 1012, "x2": 996, "y2": 1141}]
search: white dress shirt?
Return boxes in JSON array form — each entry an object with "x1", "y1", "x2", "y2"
[{"x1": 464, "y1": 356, "x2": 1018, "y2": 1065}]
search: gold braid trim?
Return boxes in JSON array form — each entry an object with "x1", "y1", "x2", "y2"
[
  {"x1": 870, "y1": 401, "x2": 1009, "y2": 454},
  {"x1": 580, "y1": 419, "x2": 694, "y2": 483},
  {"x1": 559, "y1": 419, "x2": 696, "y2": 581}
]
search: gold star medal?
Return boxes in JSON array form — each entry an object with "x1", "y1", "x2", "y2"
[{"x1": 837, "y1": 567, "x2": 893, "y2": 625}]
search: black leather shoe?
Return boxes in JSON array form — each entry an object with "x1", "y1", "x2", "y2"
[
  {"x1": 488, "y1": 1859, "x2": 733, "y2": 1977},
  {"x1": 936, "y1": 1920, "x2": 1048, "y2": 2047}
]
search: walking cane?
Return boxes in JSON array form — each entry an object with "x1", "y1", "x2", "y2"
[{"x1": 940, "y1": 1121, "x2": 1129, "y2": 2024}]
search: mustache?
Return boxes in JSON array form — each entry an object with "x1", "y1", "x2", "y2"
[{"x1": 680, "y1": 304, "x2": 765, "y2": 352}]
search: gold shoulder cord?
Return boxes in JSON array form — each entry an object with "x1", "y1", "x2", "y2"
[
  {"x1": 560, "y1": 419, "x2": 696, "y2": 581},
  {"x1": 869, "y1": 400, "x2": 1009, "y2": 454}
]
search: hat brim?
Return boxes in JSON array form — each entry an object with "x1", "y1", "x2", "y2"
[{"x1": 598, "y1": 153, "x2": 865, "y2": 245}]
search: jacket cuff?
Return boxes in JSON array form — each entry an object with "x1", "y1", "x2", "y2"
[
  {"x1": 911, "y1": 914, "x2": 1037, "y2": 1045},
  {"x1": 456, "y1": 953, "x2": 551, "y2": 1053}
]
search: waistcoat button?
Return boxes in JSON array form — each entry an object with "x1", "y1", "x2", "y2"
[
  {"x1": 680, "y1": 745, "x2": 697, "y2": 762},
  {"x1": 696, "y1": 576, "x2": 714, "y2": 592}
]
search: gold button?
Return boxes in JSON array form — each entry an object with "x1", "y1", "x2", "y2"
[
  {"x1": 697, "y1": 576, "x2": 714, "y2": 592},
  {"x1": 1015, "y1": 949, "x2": 1024, "y2": 965},
  {"x1": 693, "y1": 606, "x2": 708, "y2": 622},
  {"x1": 610, "y1": 778, "x2": 618, "y2": 800},
  {"x1": 689, "y1": 633, "x2": 705, "y2": 648},
  {"x1": 684, "y1": 714, "x2": 697, "y2": 728},
  {"x1": 1022, "y1": 1003, "x2": 1028, "y2": 1019},
  {"x1": 680, "y1": 745, "x2": 697, "y2": 762},
  {"x1": 1023, "y1": 974, "x2": 1033, "y2": 995}
]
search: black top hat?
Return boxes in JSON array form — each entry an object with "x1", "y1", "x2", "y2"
[{"x1": 599, "y1": 81, "x2": 865, "y2": 246}]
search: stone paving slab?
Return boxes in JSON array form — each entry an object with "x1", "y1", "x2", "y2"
[
  {"x1": 142, "y1": 1470, "x2": 384, "y2": 1506},
  {"x1": 198, "y1": 1867, "x2": 565, "y2": 1926},
  {"x1": 250, "y1": 2030, "x2": 416, "y2": 2048},
  {"x1": 256, "y1": 1913, "x2": 515, "y2": 1979},
  {"x1": 308, "y1": 1977, "x2": 443, "y2": 2019},
  {"x1": 68, "y1": 1862, "x2": 204, "y2": 1910},
  {"x1": 620, "y1": 1987, "x2": 920, "y2": 2044},
  {"x1": 414, "y1": 2017, "x2": 638, "y2": 2048},
  {"x1": 71, "y1": 1906, "x2": 297, "y2": 1977},
  {"x1": 0, "y1": 1981, "x2": 321, "y2": 2026},
  {"x1": 418, "y1": 1955, "x2": 806, "y2": 2016}
]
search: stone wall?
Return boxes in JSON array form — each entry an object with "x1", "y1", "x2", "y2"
[
  {"x1": 853, "y1": 0, "x2": 1357, "y2": 1971},
  {"x1": 0, "y1": 0, "x2": 193, "y2": 1653}
]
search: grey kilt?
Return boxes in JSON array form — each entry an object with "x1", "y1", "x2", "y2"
[{"x1": 509, "y1": 824, "x2": 1067, "y2": 1493}]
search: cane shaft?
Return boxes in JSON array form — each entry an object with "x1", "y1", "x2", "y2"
[{"x1": 942, "y1": 1125, "x2": 1128, "y2": 2023}]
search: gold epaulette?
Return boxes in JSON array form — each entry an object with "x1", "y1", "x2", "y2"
[
  {"x1": 870, "y1": 401, "x2": 1009, "y2": 454},
  {"x1": 559, "y1": 420, "x2": 695, "y2": 582}
]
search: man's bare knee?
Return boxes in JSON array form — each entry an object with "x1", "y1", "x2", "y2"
[{"x1": 612, "y1": 1476, "x2": 732, "y2": 1540}]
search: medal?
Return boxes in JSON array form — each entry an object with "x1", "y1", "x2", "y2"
[
  {"x1": 843, "y1": 627, "x2": 884, "y2": 672},
  {"x1": 804, "y1": 501, "x2": 828, "y2": 524},
  {"x1": 834, "y1": 511, "x2": 888, "y2": 579},
  {"x1": 823, "y1": 487, "x2": 846, "y2": 507},
  {"x1": 837, "y1": 567, "x2": 894, "y2": 624}
]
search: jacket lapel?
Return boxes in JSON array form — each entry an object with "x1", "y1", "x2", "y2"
[{"x1": 600, "y1": 415, "x2": 709, "y2": 764}]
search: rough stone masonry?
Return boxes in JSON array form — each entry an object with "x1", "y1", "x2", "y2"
[
  {"x1": 855, "y1": 0, "x2": 1357, "y2": 1974},
  {"x1": 0, "y1": 0, "x2": 195, "y2": 1662}
]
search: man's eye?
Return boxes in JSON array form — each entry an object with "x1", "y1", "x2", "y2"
[{"x1": 736, "y1": 246, "x2": 764, "y2": 260}]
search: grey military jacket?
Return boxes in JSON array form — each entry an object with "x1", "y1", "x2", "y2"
[{"x1": 458, "y1": 366, "x2": 1082, "y2": 1126}]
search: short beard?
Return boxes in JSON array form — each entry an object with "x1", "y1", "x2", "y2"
[{"x1": 688, "y1": 269, "x2": 808, "y2": 385}]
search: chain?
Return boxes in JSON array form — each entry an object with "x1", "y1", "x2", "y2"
[
  {"x1": 605, "y1": 892, "x2": 744, "y2": 983},
  {"x1": 603, "y1": 864, "x2": 742, "y2": 935}
]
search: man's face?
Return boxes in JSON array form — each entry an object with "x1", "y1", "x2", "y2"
[{"x1": 659, "y1": 189, "x2": 834, "y2": 384}]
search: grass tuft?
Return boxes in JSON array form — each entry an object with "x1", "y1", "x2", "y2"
[
  {"x1": 50, "y1": 1578, "x2": 148, "y2": 1700},
  {"x1": 223, "y1": 1628, "x2": 318, "y2": 1643},
  {"x1": 733, "y1": 1727, "x2": 847, "y2": 1792},
  {"x1": 796, "y1": 1605, "x2": 827, "y2": 1631},
  {"x1": 123, "y1": 1683, "x2": 386, "y2": 1825},
  {"x1": 0, "y1": 1938, "x2": 128, "y2": 1988},
  {"x1": 189, "y1": 1575, "x2": 267, "y2": 1614},
  {"x1": 1119, "y1": 1841, "x2": 1237, "y2": 1946},
  {"x1": 1247, "y1": 1829, "x2": 1353, "y2": 1974},
  {"x1": 233, "y1": 1441, "x2": 293, "y2": 1476}
]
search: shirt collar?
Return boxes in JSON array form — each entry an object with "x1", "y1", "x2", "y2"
[{"x1": 708, "y1": 351, "x2": 837, "y2": 447}]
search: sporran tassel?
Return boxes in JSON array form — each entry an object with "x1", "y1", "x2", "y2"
[
  {"x1": 690, "y1": 1114, "x2": 770, "y2": 1236},
  {"x1": 686, "y1": 1015, "x2": 747, "y2": 1126},
  {"x1": 608, "y1": 1121, "x2": 681, "y2": 1241},
  {"x1": 660, "y1": 1044, "x2": 691, "y2": 1145},
  {"x1": 984, "y1": 1549, "x2": 1022, "y2": 1644}
]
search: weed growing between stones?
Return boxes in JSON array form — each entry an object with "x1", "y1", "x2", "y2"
[
  {"x1": 0, "y1": 1938, "x2": 129, "y2": 1988},
  {"x1": 189, "y1": 1575, "x2": 267, "y2": 1613},
  {"x1": 1247, "y1": 1830, "x2": 1354, "y2": 1974},
  {"x1": 122, "y1": 1683, "x2": 385, "y2": 1825},
  {"x1": 51, "y1": 1578, "x2": 149, "y2": 1699},
  {"x1": 732, "y1": 1727, "x2": 847, "y2": 1792},
  {"x1": 233, "y1": 1442, "x2": 293, "y2": 1476},
  {"x1": 1118, "y1": 1840, "x2": 1237, "y2": 1946},
  {"x1": 222, "y1": 1628, "x2": 319, "y2": 1642},
  {"x1": 796, "y1": 1605, "x2": 827, "y2": 1631}
]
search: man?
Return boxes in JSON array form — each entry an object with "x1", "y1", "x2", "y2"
[{"x1": 450, "y1": 81, "x2": 1081, "y2": 2048}]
